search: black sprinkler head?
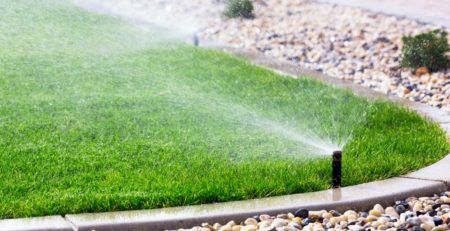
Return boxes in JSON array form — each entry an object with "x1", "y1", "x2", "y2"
[
  {"x1": 332, "y1": 150, "x2": 342, "y2": 188},
  {"x1": 193, "y1": 33, "x2": 199, "y2": 47}
]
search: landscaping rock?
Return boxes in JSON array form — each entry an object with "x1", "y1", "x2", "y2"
[
  {"x1": 294, "y1": 208, "x2": 309, "y2": 219},
  {"x1": 199, "y1": 0, "x2": 450, "y2": 111},
  {"x1": 178, "y1": 191, "x2": 450, "y2": 231}
]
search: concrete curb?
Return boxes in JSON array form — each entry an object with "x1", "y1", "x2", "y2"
[
  {"x1": 65, "y1": 178, "x2": 446, "y2": 231},
  {"x1": 2, "y1": 45, "x2": 450, "y2": 231},
  {"x1": 0, "y1": 216, "x2": 73, "y2": 231},
  {"x1": 405, "y1": 155, "x2": 450, "y2": 188}
]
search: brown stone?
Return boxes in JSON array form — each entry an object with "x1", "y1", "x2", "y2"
[
  {"x1": 403, "y1": 87, "x2": 411, "y2": 94},
  {"x1": 415, "y1": 66, "x2": 429, "y2": 76}
]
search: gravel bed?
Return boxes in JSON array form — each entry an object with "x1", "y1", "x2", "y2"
[
  {"x1": 199, "y1": 0, "x2": 450, "y2": 111},
  {"x1": 76, "y1": 0, "x2": 450, "y2": 110},
  {"x1": 176, "y1": 191, "x2": 450, "y2": 231}
]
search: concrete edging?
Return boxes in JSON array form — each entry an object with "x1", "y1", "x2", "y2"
[
  {"x1": 0, "y1": 216, "x2": 74, "y2": 231},
  {"x1": 1, "y1": 44, "x2": 449, "y2": 231},
  {"x1": 64, "y1": 178, "x2": 447, "y2": 231}
]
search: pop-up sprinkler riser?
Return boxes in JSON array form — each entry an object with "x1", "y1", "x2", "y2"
[{"x1": 332, "y1": 150, "x2": 342, "y2": 188}]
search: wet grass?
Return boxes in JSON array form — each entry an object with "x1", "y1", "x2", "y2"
[{"x1": 0, "y1": 0, "x2": 449, "y2": 218}]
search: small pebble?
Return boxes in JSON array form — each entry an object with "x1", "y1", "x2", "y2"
[{"x1": 294, "y1": 208, "x2": 309, "y2": 218}]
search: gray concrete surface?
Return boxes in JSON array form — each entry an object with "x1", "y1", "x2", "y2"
[
  {"x1": 442, "y1": 123, "x2": 450, "y2": 134},
  {"x1": 406, "y1": 155, "x2": 450, "y2": 187},
  {"x1": 0, "y1": 216, "x2": 73, "y2": 231},
  {"x1": 316, "y1": 0, "x2": 450, "y2": 28}
]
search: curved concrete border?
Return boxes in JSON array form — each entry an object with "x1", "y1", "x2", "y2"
[
  {"x1": 1, "y1": 45, "x2": 449, "y2": 231},
  {"x1": 65, "y1": 178, "x2": 446, "y2": 231},
  {"x1": 0, "y1": 216, "x2": 73, "y2": 231}
]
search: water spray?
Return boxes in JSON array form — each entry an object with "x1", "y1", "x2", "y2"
[{"x1": 331, "y1": 150, "x2": 342, "y2": 188}]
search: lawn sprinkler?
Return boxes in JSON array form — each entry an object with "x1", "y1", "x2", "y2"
[
  {"x1": 331, "y1": 150, "x2": 342, "y2": 188},
  {"x1": 193, "y1": 33, "x2": 199, "y2": 46}
]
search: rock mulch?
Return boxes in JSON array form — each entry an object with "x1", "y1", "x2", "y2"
[
  {"x1": 176, "y1": 191, "x2": 450, "y2": 231},
  {"x1": 200, "y1": 0, "x2": 450, "y2": 111}
]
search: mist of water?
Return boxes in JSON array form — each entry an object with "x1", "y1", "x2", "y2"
[
  {"x1": 154, "y1": 77, "x2": 354, "y2": 158},
  {"x1": 71, "y1": 0, "x2": 363, "y2": 158},
  {"x1": 254, "y1": 117, "x2": 342, "y2": 155},
  {"x1": 72, "y1": 0, "x2": 222, "y2": 41}
]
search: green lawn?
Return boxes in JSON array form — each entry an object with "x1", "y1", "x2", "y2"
[{"x1": 0, "y1": 0, "x2": 448, "y2": 218}]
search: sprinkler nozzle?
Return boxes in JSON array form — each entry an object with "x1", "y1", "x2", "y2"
[
  {"x1": 332, "y1": 150, "x2": 342, "y2": 188},
  {"x1": 193, "y1": 33, "x2": 199, "y2": 47}
]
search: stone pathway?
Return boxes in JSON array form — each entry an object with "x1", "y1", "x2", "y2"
[{"x1": 317, "y1": 0, "x2": 450, "y2": 29}]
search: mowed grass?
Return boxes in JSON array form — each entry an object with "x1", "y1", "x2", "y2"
[{"x1": 0, "y1": 0, "x2": 449, "y2": 218}]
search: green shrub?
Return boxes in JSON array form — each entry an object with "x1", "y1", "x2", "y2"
[
  {"x1": 224, "y1": 0, "x2": 254, "y2": 19},
  {"x1": 401, "y1": 30, "x2": 450, "y2": 72}
]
